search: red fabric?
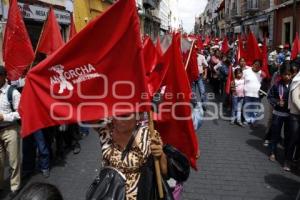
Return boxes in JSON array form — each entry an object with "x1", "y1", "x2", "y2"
[
  {"x1": 237, "y1": 35, "x2": 247, "y2": 62},
  {"x1": 197, "y1": 35, "x2": 204, "y2": 50},
  {"x1": 3, "y1": 0, "x2": 34, "y2": 81},
  {"x1": 19, "y1": 0, "x2": 149, "y2": 137},
  {"x1": 203, "y1": 35, "x2": 210, "y2": 46},
  {"x1": 246, "y1": 32, "x2": 262, "y2": 66},
  {"x1": 291, "y1": 33, "x2": 300, "y2": 60},
  {"x1": 221, "y1": 37, "x2": 230, "y2": 54},
  {"x1": 143, "y1": 37, "x2": 160, "y2": 75},
  {"x1": 225, "y1": 64, "x2": 233, "y2": 95},
  {"x1": 69, "y1": 13, "x2": 77, "y2": 40},
  {"x1": 261, "y1": 37, "x2": 270, "y2": 79},
  {"x1": 183, "y1": 45, "x2": 199, "y2": 83},
  {"x1": 155, "y1": 34, "x2": 199, "y2": 169},
  {"x1": 156, "y1": 36, "x2": 163, "y2": 56},
  {"x1": 36, "y1": 7, "x2": 64, "y2": 55}
]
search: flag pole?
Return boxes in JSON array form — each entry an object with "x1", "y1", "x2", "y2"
[
  {"x1": 148, "y1": 111, "x2": 164, "y2": 198},
  {"x1": 184, "y1": 39, "x2": 196, "y2": 70},
  {"x1": 28, "y1": 7, "x2": 51, "y2": 70}
]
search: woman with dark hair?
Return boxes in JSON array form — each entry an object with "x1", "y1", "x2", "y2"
[
  {"x1": 89, "y1": 113, "x2": 190, "y2": 200},
  {"x1": 18, "y1": 183, "x2": 63, "y2": 200},
  {"x1": 267, "y1": 62, "x2": 292, "y2": 170}
]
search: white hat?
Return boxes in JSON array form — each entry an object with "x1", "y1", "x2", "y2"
[
  {"x1": 278, "y1": 45, "x2": 284, "y2": 49},
  {"x1": 258, "y1": 43, "x2": 263, "y2": 47}
]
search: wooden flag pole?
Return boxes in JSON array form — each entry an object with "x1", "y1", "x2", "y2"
[
  {"x1": 148, "y1": 111, "x2": 164, "y2": 198},
  {"x1": 184, "y1": 39, "x2": 196, "y2": 70}
]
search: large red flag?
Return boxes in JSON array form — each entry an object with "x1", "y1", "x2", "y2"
[
  {"x1": 237, "y1": 34, "x2": 247, "y2": 62},
  {"x1": 246, "y1": 32, "x2": 262, "y2": 65},
  {"x1": 225, "y1": 64, "x2": 233, "y2": 95},
  {"x1": 69, "y1": 13, "x2": 77, "y2": 40},
  {"x1": 19, "y1": 0, "x2": 149, "y2": 137},
  {"x1": 291, "y1": 33, "x2": 300, "y2": 60},
  {"x1": 3, "y1": 0, "x2": 34, "y2": 81},
  {"x1": 156, "y1": 36, "x2": 163, "y2": 56},
  {"x1": 261, "y1": 37, "x2": 270, "y2": 79},
  {"x1": 36, "y1": 7, "x2": 64, "y2": 55},
  {"x1": 197, "y1": 35, "x2": 204, "y2": 50},
  {"x1": 143, "y1": 37, "x2": 161, "y2": 75},
  {"x1": 221, "y1": 37, "x2": 230, "y2": 54},
  {"x1": 155, "y1": 34, "x2": 199, "y2": 169},
  {"x1": 203, "y1": 35, "x2": 210, "y2": 46}
]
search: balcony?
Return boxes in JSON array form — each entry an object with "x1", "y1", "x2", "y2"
[
  {"x1": 231, "y1": 8, "x2": 242, "y2": 19},
  {"x1": 246, "y1": 0, "x2": 259, "y2": 13},
  {"x1": 143, "y1": 0, "x2": 159, "y2": 10}
]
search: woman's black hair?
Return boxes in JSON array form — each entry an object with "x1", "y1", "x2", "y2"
[
  {"x1": 253, "y1": 59, "x2": 262, "y2": 66},
  {"x1": 280, "y1": 61, "x2": 292, "y2": 75},
  {"x1": 234, "y1": 68, "x2": 243, "y2": 77},
  {"x1": 18, "y1": 183, "x2": 63, "y2": 200}
]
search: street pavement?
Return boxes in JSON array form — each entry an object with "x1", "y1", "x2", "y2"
[{"x1": 2, "y1": 99, "x2": 300, "y2": 200}]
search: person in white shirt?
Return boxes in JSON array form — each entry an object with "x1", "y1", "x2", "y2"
[
  {"x1": 195, "y1": 50, "x2": 208, "y2": 103},
  {"x1": 0, "y1": 66, "x2": 21, "y2": 197},
  {"x1": 243, "y1": 60, "x2": 264, "y2": 125}
]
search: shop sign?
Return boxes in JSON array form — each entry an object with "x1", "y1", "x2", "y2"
[
  {"x1": 18, "y1": 2, "x2": 70, "y2": 24},
  {"x1": 38, "y1": 0, "x2": 66, "y2": 7}
]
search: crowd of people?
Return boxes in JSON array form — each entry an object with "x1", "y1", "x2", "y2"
[
  {"x1": 0, "y1": 66, "x2": 89, "y2": 198},
  {"x1": 193, "y1": 39, "x2": 300, "y2": 173}
]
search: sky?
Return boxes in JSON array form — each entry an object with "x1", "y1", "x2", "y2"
[{"x1": 178, "y1": 0, "x2": 208, "y2": 33}]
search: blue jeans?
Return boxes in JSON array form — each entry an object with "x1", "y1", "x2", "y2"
[
  {"x1": 192, "y1": 76, "x2": 207, "y2": 103},
  {"x1": 244, "y1": 96, "x2": 262, "y2": 124},
  {"x1": 22, "y1": 130, "x2": 50, "y2": 171},
  {"x1": 231, "y1": 96, "x2": 244, "y2": 123}
]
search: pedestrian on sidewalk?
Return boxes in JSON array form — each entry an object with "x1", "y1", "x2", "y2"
[
  {"x1": 230, "y1": 68, "x2": 245, "y2": 127},
  {"x1": 267, "y1": 62, "x2": 292, "y2": 169},
  {"x1": 0, "y1": 66, "x2": 21, "y2": 198}
]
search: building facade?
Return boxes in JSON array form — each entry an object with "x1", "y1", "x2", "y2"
[{"x1": 0, "y1": 0, "x2": 72, "y2": 64}]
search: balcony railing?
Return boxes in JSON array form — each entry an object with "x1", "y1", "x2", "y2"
[{"x1": 231, "y1": 7, "x2": 242, "y2": 18}]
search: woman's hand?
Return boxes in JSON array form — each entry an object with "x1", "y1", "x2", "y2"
[
  {"x1": 150, "y1": 135, "x2": 168, "y2": 175},
  {"x1": 150, "y1": 137, "x2": 163, "y2": 158}
]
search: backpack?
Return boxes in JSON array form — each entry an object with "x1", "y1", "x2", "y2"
[{"x1": 7, "y1": 85, "x2": 21, "y2": 125}]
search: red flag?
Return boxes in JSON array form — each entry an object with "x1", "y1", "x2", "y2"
[
  {"x1": 221, "y1": 37, "x2": 230, "y2": 54},
  {"x1": 143, "y1": 37, "x2": 160, "y2": 75},
  {"x1": 237, "y1": 34, "x2": 247, "y2": 62},
  {"x1": 225, "y1": 64, "x2": 233, "y2": 95},
  {"x1": 203, "y1": 35, "x2": 210, "y2": 46},
  {"x1": 197, "y1": 35, "x2": 204, "y2": 50},
  {"x1": 246, "y1": 32, "x2": 261, "y2": 66},
  {"x1": 183, "y1": 44, "x2": 199, "y2": 83},
  {"x1": 36, "y1": 7, "x2": 64, "y2": 55},
  {"x1": 19, "y1": 0, "x2": 149, "y2": 137},
  {"x1": 156, "y1": 36, "x2": 163, "y2": 56},
  {"x1": 155, "y1": 34, "x2": 199, "y2": 169},
  {"x1": 69, "y1": 13, "x2": 77, "y2": 40},
  {"x1": 3, "y1": 0, "x2": 34, "y2": 81},
  {"x1": 291, "y1": 33, "x2": 300, "y2": 60},
  {"x1": 261, "y1": 37, "x2": 270, "y2": 79}
]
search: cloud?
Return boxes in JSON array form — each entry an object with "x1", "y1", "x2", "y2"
[{"x1": 178, "y1": 0, "x2": 208, "y2": 33}]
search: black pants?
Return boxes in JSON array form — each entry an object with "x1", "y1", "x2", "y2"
[
  {"x1": 286, "y1": 114, "x2": 300, "y2": 162},
  {"x1": 269, "y1": 114, "x2": 289, "y2": 156}
]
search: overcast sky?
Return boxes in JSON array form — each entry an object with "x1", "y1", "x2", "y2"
[{"x1": 178, "y1": 0, "x2": 208, "y2": 33}]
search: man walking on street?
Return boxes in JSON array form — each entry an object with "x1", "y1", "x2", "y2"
[{"x1": 0, "y1": 66, "x2": 21, "y2": 198}]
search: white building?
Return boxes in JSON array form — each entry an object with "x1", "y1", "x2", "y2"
[
  {"x1": 169, "y1": 0, "x2": 180, "y2": 31},
  {"x1": 159, "y1": 0, "x2": 171, "y2": 33}
]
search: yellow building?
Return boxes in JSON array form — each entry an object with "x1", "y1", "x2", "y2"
[{"x1": 73, "y1": 0, "x2": 113, "y2": 31}]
